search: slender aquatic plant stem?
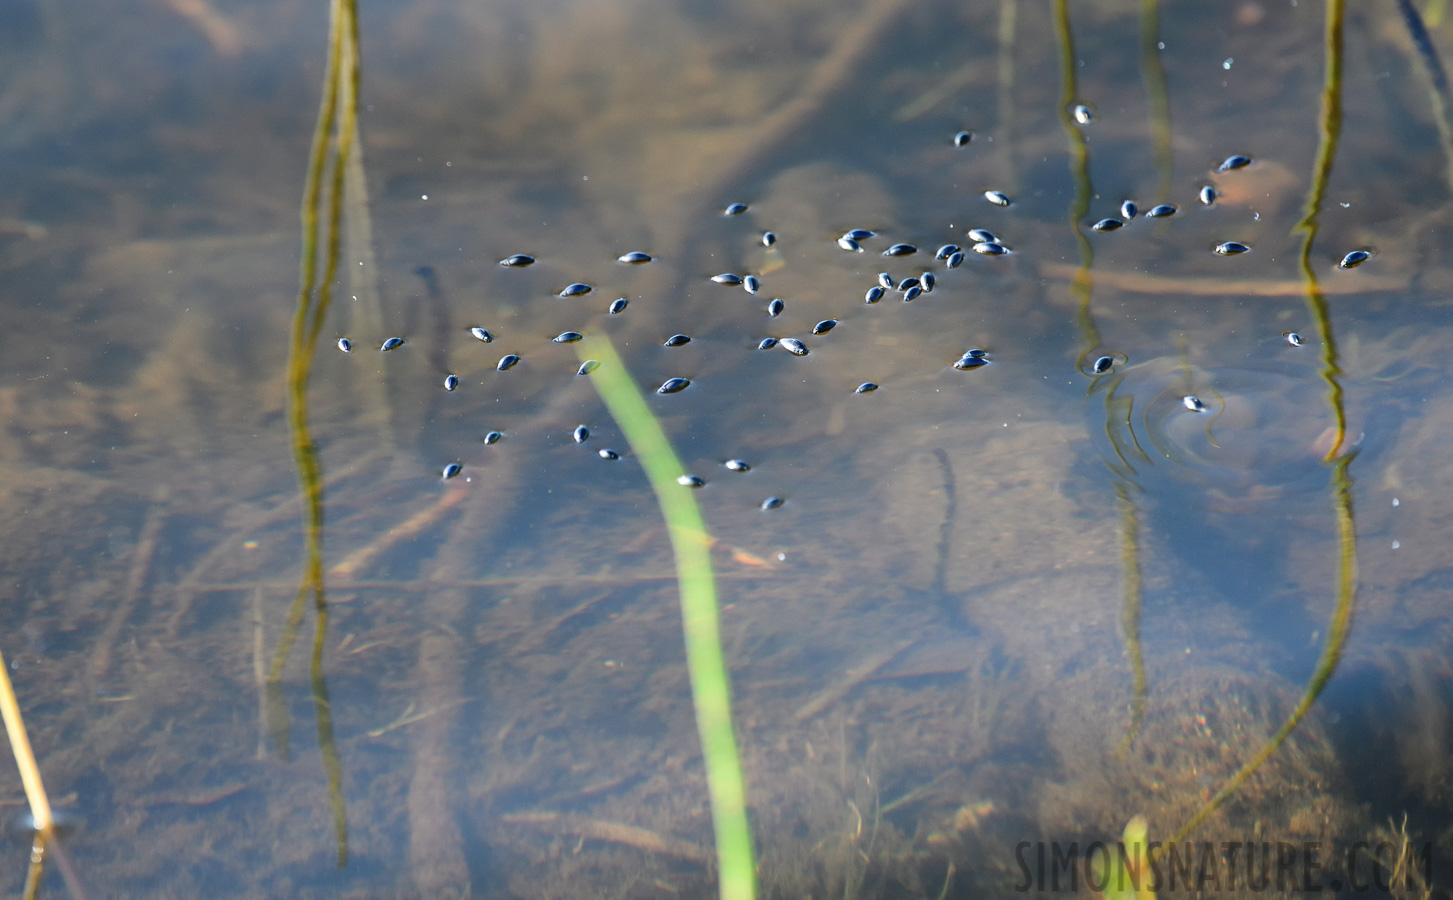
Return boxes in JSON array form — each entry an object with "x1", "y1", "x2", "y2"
[
  {"x1": 266, "y1": 0, "x2": 357, "y2": 866},
  {"x1": 575, "y1": 336, "x2": 755, "y2": 900},
  {"x1": 1115, "y1": 483, "x2": 1147, "y2": 756}
]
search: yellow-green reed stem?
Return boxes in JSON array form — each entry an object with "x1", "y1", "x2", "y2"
[
  {"x1": 1294, "y1": 0, "x2": 1347, "y2": 461},
  {"x1": 1161, "y1": 0, "x2": 1356, "y2": 851},
  {"x1": 1115, "y1": 482, "x2": 1146, "y2": 757},
  {"x1": 575, "y1": 336, "x2": 755, "y2": 900},
  {"x1": 0, "y1": 648, "x2": 52, "y2": 835},
  {"x1": 267, "y1": 0, "x2": 357, "y2": 866},
  {"x1": 1164, "y1": 459, "x2": 1356, "y2": 848},
  {"x1": 1139, "y1": 0, "x2": 1174, "y2": 203}
]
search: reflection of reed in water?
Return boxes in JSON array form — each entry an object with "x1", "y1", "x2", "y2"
[
  {"x1": 1059, "y1": 0, "x2": 1361, "y2": 855},
  {"x1": 266, "y1": 0, "x2": 361, "y2": 867},
  {"x1": 1163, "y1": 0, "x2": 1357, "y2": 849}
]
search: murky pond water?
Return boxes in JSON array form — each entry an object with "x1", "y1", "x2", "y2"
[{"x1": 2, "y1": 0, "x2": 1452, "y2": 896}]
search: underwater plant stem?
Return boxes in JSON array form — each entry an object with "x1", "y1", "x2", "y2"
[
  {"x1": 576, "y1": 336, "x2": 755, "y2": 900},
  {"x1": 0, "y1": 648, "x2": 52, "y2": 834},
  {"x1": 267, "y1": 0, "x2": 356, "y2": 866},
  {"x1": 1115, "y1": 483, "x2": 1147, "y2": 756}
]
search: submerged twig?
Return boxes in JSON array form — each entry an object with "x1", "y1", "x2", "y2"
[
  {"x1": 793, "y1": 638, "x2": 915, "y2": 722},
  {"x1": 328, "y1": 480, "x2": 470, "y2": 579},
  {"x1": 1039, "y1": 262, "x2": 1406, "y2": 296},
  {"x1": 501, "y1": 811, "x2": 712, "y2": 864},
  {"x1": 92, "y1": 486, "x2": 168, "y2": 690}
]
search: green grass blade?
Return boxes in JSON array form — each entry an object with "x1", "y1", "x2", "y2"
[{"x1": 575, "y1": 336, "x2": 755, "y2": 900}]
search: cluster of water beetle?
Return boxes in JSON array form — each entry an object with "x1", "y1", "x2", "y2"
[{"x1": 332, "y1": 140, "x2": 1379, "y2": 501}]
